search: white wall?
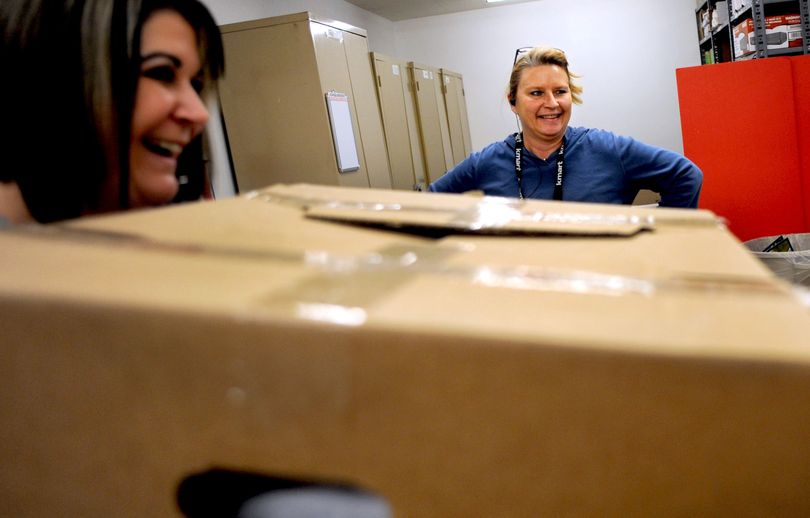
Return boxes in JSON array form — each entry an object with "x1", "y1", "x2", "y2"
[
  {"x1": 392, "y1": 0, "x2": 701, "y2": 154},
  {"x1": 198, "y1": 0, "x2": 398, "y2": 56}
]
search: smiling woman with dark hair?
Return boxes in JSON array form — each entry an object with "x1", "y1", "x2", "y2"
[
  {"x1": 0, "y1": 0, "x2": 224, "y2": 224},
  {"x1": 429, "y1": 46, "x2": 703, "y2": 208}
]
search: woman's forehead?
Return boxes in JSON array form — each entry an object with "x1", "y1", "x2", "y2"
[{"x1": 519, "y1": 64, "x2": 568, "y2": 85}]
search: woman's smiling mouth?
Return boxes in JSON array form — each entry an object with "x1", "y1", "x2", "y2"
[{"x1": 143, "y1": 138, "x2": 183, "y2": 158}]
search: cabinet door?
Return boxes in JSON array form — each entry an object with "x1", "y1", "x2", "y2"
[
  {"x1": 441, "y1": 72, "x2": 465, "y2": 166},
  {"x1": 311, "y1": 22, "x2": 371, "y2": 189},
  {"x1": 400, "y1": 67, "x2": 427, "y2": 189},
  {"x1": 220, "y1": 21, "x2": 337, "y2": 191},
  {"x1": 430, "y1": 67, "x2": 455, "y2": 171},
  {"x1": 409, "y1": 64, "x2": 448, "y2": 185},
  {"x1": 343, "y1": 33, "x2": 393, "y2": 190},
  {"x1": 440, "y1": 70, "x2": 473, "y2": 165},
  {"x1": 456, "y1": 75, "x2": 473, "y2": 157},
  {"x1": 372, "y1": 53, "x2": 417, "y2": 191}
]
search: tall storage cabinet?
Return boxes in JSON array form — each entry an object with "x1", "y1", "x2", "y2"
[
  {"x1": 676, "y1": 56, "x2": 810, "y2": 241},
  {"x1": 218, "y1": 12, "x2": 392, "y2": 192},
  {"x1": 407, "y1": 62, "x2": 450, "y2": 187},
  {"x1": 370, "y1": 53, "x2": 418, "y2": 191},
  {"x1": 440, "y1": 69, "x2": 473, "y2": 165},
  {"x1": 407, "y1": 62, "x2": 474, "y2": 186}
]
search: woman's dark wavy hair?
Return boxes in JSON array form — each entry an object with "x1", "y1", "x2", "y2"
[{"x1": 0, "y1": 0, "x2": 224, "y2": 222}]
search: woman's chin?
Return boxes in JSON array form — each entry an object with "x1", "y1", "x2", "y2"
[{"x1": 129, "y1": 176, "x2": 180, "y2": 208}]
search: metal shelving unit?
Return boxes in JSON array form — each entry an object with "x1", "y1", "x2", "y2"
[
  {"x1": 696, "y1": 0, "x2": 733, "y2": 64},
  {"x1": 696, "y1": 0, "x2": 809, "y2": 63}
]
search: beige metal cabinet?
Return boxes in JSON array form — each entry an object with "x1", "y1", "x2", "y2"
[
  {"x1": 399, "y1": 63, "x2": 427, "y2": 190},
  {"x1": 407, "y1": 62, "x2": 451, "y2": 186},
  {"x1": 370, "y1": 53, "x2": 417, "y2": 191},
  {"x1": 440, "y1": 69, "x2": 473, "y2": 165},
  {"x1": 218, "y1": 12, "x2": 391, "y2": 192}
]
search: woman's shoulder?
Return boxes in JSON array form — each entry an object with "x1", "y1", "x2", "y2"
[
  {"x1": 466, "y1": 134, "x2": 517, "y2": 161},
  {"x1": 568, "y1": 126, "x2": 618, "y2": 144}
]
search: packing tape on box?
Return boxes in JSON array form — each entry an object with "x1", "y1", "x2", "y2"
[
  {"x1": 7, "y1": 221, "x2": 785, "y2": 328},
  {"x1": 271, "y1": 244, "x2": 785, "y2": 326}
]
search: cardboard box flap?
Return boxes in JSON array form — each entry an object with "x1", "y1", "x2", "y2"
[
  {"x1": 256, "y1": 184, "x2": 720, "y2": 237},
  {"x1": 304, "y1": 199, "x2": 650, "y2": 236}
]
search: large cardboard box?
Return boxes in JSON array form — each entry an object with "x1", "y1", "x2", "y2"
[{"x1": 2, "y1": 184, "x2": 810, "y2": 516}]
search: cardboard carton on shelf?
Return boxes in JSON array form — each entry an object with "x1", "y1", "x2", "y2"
[
  {"x1": 730, "y1": 0, "x2": 752, "y2": 17},
  {"x1": 733, "y1": 14, "x2": 804, "y2": 58},
  {"x1": 2, "y1": 184, "x2": 810, "y2": 517},
  {"x1": 733, "y1": 17, "x2": 755, "y2": 58},
  {"x1": 763, "y1": 14, "x2": 803, "y2": 49},
  {"x1": 712, "y1": 1, "x2": 729, "y2": 30}
]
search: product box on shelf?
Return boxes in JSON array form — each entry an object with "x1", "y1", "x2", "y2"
[
  {"x1": 733, "y1": 18, "x2": 755, "y2": 58},
  {"x1": 731, "y1": 0, "x2": 752, "y2": 17},
  {"x1": 733, "y1": 15, "x2": 803, "y2": 57},
  {"x1": 764, "y1": 14, "x2": 803, "y2": 49},
  {"x1": 701, "y1": 8, "x2": 712, "y2": 39},
  {"x1": 3, "y1": 184, "x2": 810, "y2": 516},
  {"x1": 712, "y1": 1, "x2": 729, "y2": 29}
]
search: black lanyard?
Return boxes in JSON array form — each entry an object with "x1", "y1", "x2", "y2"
[{"x1": 514, "y1": 132, "x2": 565, "y2": 201}]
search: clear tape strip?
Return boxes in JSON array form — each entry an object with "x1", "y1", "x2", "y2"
[
  {"x1": 275, "y1": 246, "x2": 785, "y2": 326},
  {"x1": 301, "y1": 246, "x2": 783, "y2": 297},
  {"x1": 9, "y1": 223, "x2": 785, "y2": 329}
]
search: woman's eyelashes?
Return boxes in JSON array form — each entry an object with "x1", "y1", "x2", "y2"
[
  {"x1": 142, "y1": 64, "x2": 177, "y2": 84},
  {"x1": 527, "y1": 88, "x2": 569, "y2": 97},
  {"x1": 141, "y1": 64, "x2": 206, "y2": 94}
]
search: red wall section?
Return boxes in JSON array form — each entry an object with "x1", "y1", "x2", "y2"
[{"x1": 677, "y1": 58, "x2": 806, "y2": 242}]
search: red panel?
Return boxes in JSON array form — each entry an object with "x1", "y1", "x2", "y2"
[
  {"x1": 677, "y1": 59, "x2": 805, "y2": 242},
  {"x1": 790, "y1": 55, "x2": 810, "y2": 231}
]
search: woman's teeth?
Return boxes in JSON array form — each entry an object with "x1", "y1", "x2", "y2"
[{"x1": 144, "y1": 139, "x2": 182, "y2": 157}]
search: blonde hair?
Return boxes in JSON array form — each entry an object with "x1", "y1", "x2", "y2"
[{"x1": 507, "y1": 47, "x2": 583, "y2": 105}]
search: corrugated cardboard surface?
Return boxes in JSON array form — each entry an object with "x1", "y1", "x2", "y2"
[{"x1": 2, "y1": 185, "x2": 810, "y2": 517}]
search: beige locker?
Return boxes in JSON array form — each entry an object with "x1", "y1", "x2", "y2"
[
  {"x1": 400, "y1": 63, "x2": 427, "y2": 190},
  {"x1": 430, "y1": 66, "x2": 456, "y2": 172},
  {"x1": 440, "y1": 69, "x2": 473, "y2": 164},
  {"x1": 370, "y1": 53, "x2": 417, "y2": 191},
  {"x1": 218, "y1": 12, "x2": 392, "y2": 192},
  {"x1": 407, "y1": 62, "x2": 451, "y2": 186}
]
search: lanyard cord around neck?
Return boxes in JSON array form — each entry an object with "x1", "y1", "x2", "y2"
[{"x1": 514, "y1": 132, "x2": 565, "y2": 201}]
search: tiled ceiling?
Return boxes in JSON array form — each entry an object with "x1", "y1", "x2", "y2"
[{"x1": 344, "y1": 0, "x2": 538, "y2": 21}]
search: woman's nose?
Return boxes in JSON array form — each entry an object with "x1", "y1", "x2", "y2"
[{"x1": 174, "y1": 83, "x2": 210, "y2": 131}]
